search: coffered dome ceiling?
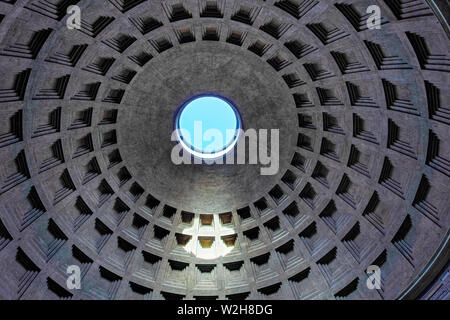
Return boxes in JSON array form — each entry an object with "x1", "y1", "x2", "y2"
[{"x1": 0, "y1": 0, "x2": 448, "y2": 300}]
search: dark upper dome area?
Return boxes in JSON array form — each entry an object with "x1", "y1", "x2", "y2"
[{"x1": 0, "y1": 0, "x2": 448, "y2": 300}]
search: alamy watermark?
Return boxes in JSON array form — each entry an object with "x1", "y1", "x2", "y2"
[
  {"x1": 171, "y1": 122, "x2": 280, "y2": 176},
  {"x1": 366, "y1": 265, "x2": 381, "y2": 290},
  {"x1": 66, "y1": 5, "x2": 81, "y2": 30},
  {"x1": 367, "y1": 5, "x2": 382, "y2": 30},
  {"x1": 66, "y1": 265, "x2": 81, "y2": 290},
  {"x1": 65, "y1": 5, "x2": 382, "y2": 31}
]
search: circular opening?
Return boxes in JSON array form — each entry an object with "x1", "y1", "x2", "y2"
[{"x1": 175, "y1": 95, "x2": 242, "y2": 159}]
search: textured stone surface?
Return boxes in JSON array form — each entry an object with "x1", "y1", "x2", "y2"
[
  {"x1": 120, "y1": 42, "x2": 295, "y2": 213},
  {"x1": 0, "y1": 0, "x2": 448, "y2": 300}
]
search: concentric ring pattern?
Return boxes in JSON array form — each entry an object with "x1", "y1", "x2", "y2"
[{"x1": 0, "y1": 0, "x2": 448, "y2": 300}]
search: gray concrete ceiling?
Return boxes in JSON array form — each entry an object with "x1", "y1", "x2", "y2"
[{"x1": 0, "y1": 0, "x2": 448, "y2": 300}]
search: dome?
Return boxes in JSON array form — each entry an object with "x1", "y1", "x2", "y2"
[{"x1": 0, "y1": 0, "x2": 448, "y2": 300}]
